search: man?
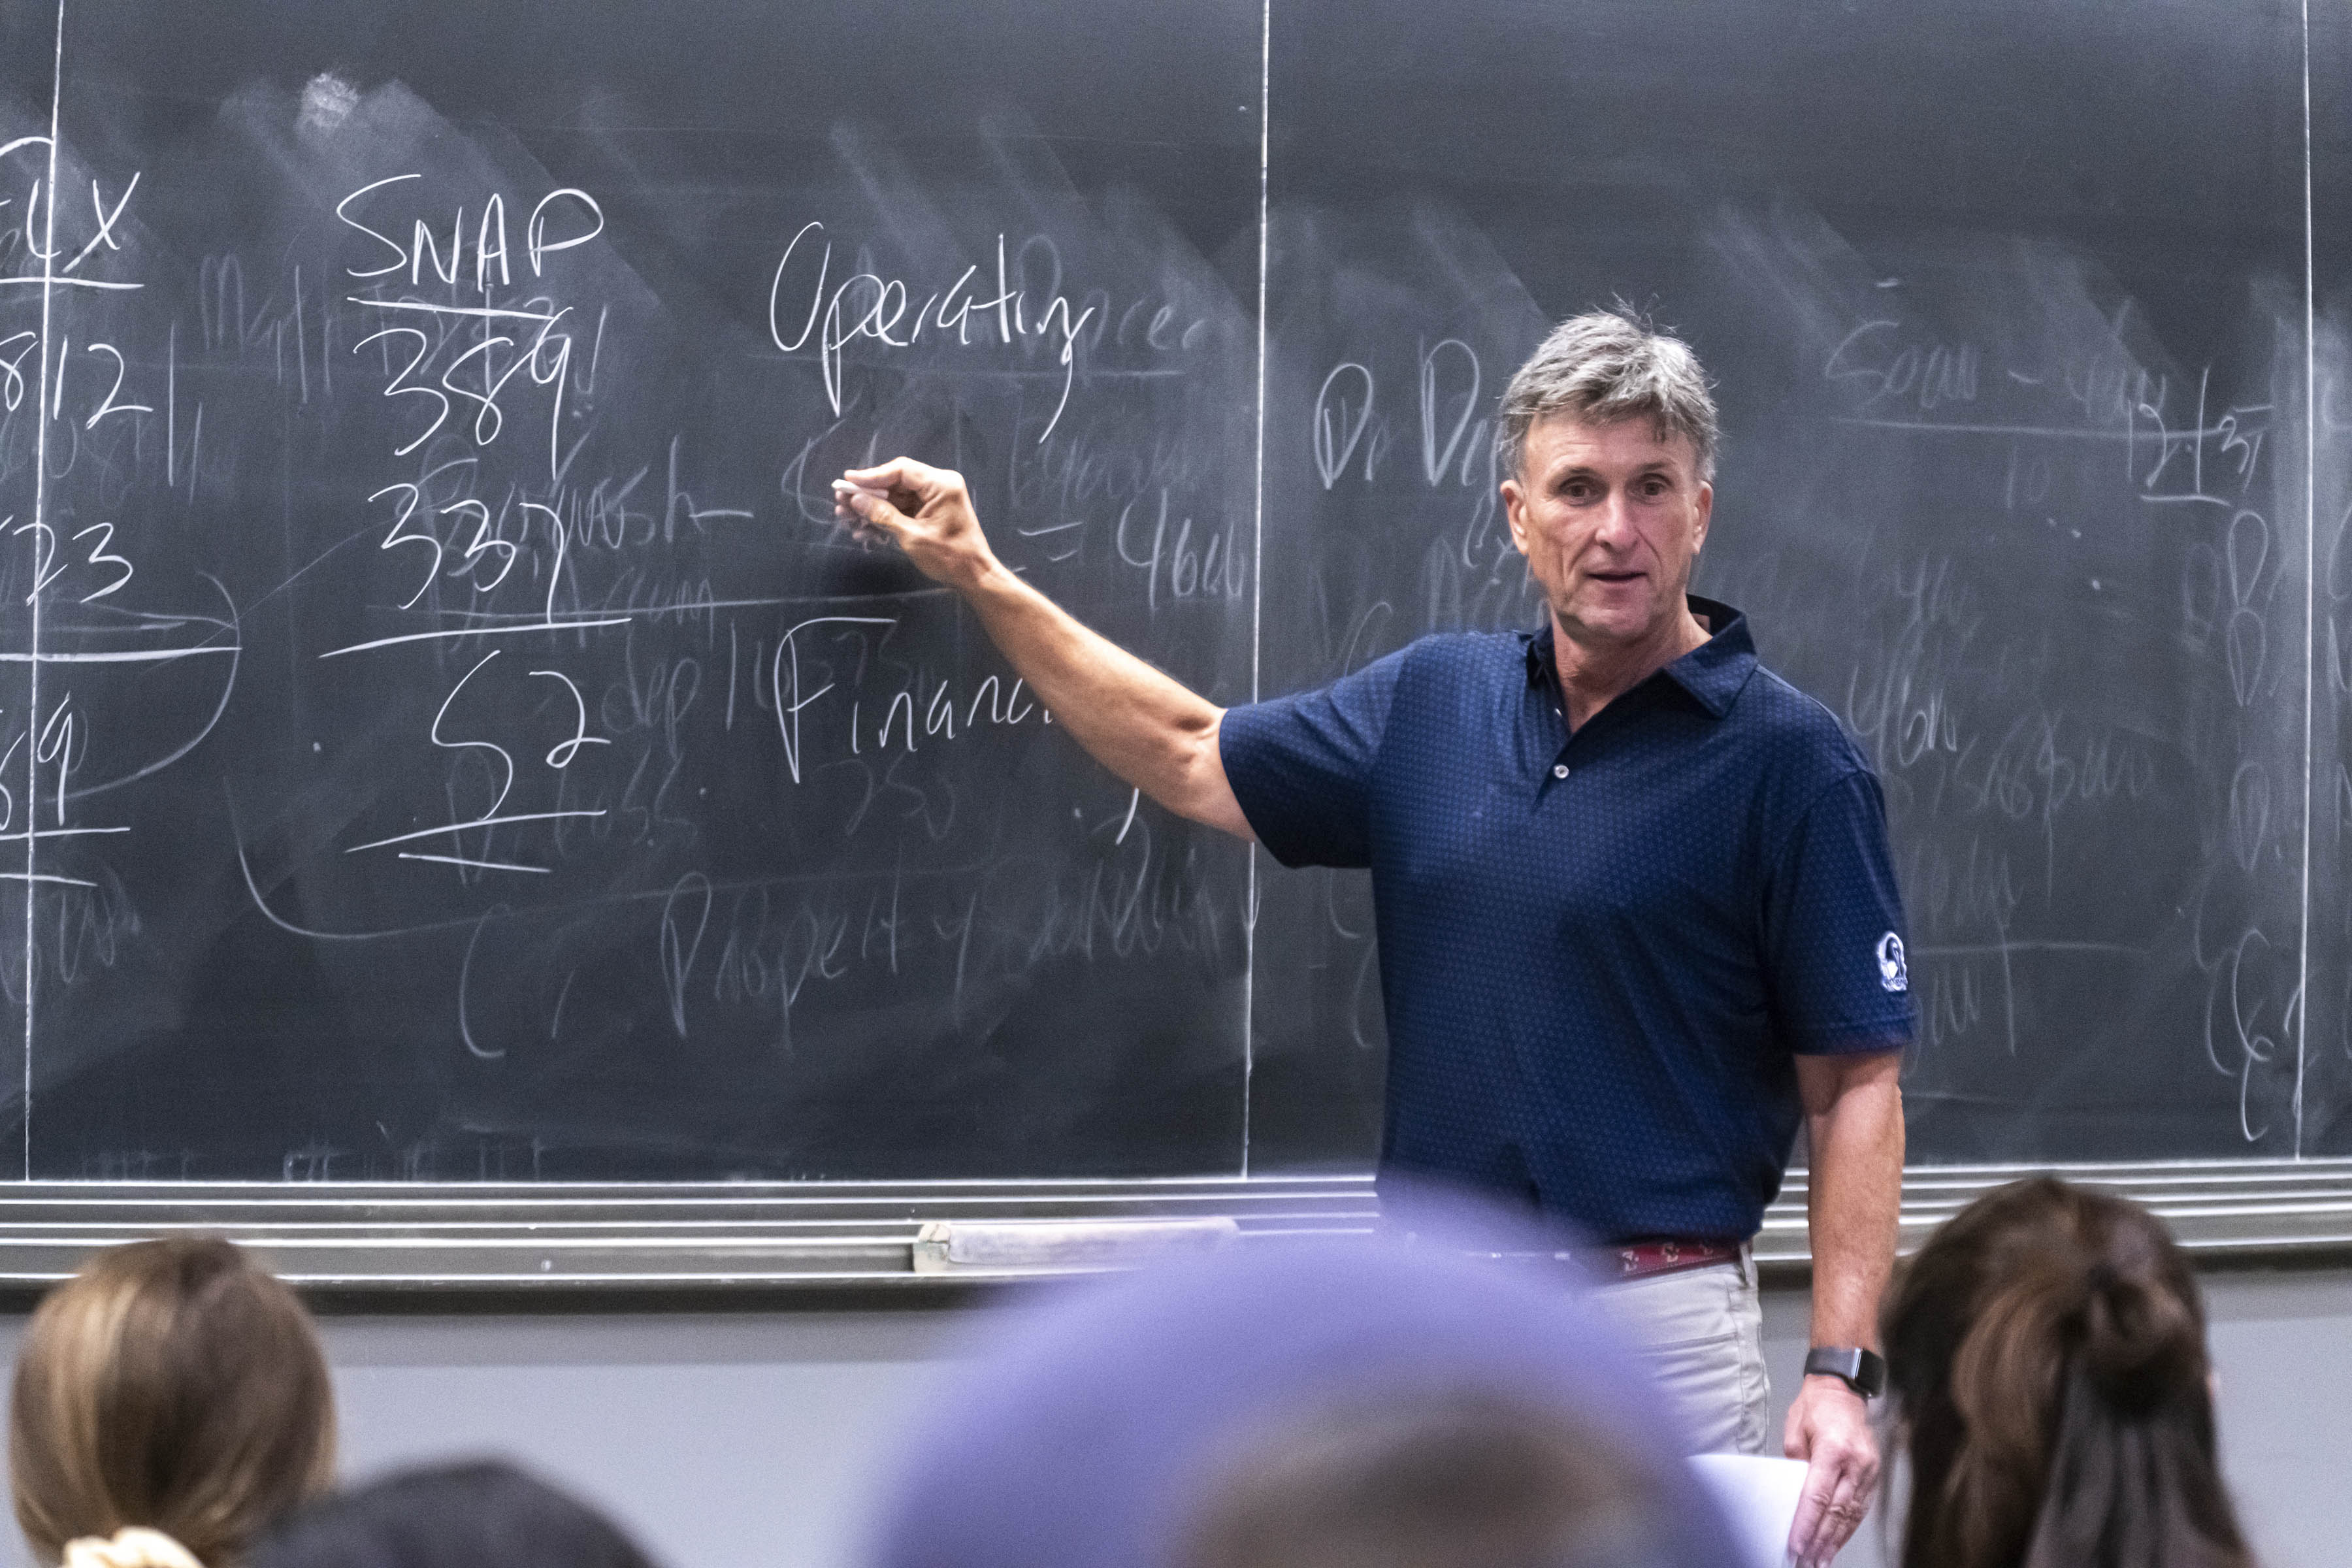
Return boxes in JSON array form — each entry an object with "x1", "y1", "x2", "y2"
[{"x1": 836, "y1": 310, "x2": 1908, "y2": 1568}]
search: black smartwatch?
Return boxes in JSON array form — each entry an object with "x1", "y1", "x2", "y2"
[{"x1": 1803, "y1": 1346, "x2": 1886, "y2": 1399}]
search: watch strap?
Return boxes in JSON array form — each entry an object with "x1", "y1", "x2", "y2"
[{"x1": 1803, "y1": 1345, "x2": 1887, "y2": 1399}]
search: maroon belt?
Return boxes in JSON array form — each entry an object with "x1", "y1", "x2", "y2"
[{"x1": 1578, "y1": 1238, "x2": 1742, "y2": 1282}]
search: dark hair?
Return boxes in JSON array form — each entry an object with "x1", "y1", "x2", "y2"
[
  {"x1": 247, "y1": 1462, "x2": 659, "y2": 1568},
  {"x1": 11, "y1": 1237, "x2": 336, "y2": 1565},
  {"x1": 1883, "y1": 1177, "x2": 2254, "y2": 1568},
  {"x1": 1179, "y1": 1391, "x2": 1671, "y2": 1568}
]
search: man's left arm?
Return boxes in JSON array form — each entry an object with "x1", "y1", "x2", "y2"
[{"x1": 1784, "y1": 1047, "x2": 1904, "y2": 1568}]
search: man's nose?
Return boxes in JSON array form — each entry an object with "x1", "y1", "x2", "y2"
[{"x1": 1593, "y1": 490, "x2": 1639, "y2": 545}]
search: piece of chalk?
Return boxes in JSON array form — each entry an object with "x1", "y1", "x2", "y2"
[{"x1": 831, "y1": 477, "x2": 890, "y2": 497}]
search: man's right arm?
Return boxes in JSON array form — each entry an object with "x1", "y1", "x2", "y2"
[{"x1": 836, "y1": 458, "x2": 1254, "y2": 841}]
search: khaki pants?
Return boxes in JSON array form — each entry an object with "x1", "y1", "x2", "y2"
[{"x1": 1589, "y1": 1249, "x2": 1770, "y2": 1456}]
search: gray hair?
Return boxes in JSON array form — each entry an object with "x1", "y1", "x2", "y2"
[{"x1": 1495, "y1": 308, "x2": 1719, "y2": 482}]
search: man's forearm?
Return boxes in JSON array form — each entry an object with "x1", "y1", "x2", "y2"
[
  {"x1": 840, "y1": 459, "x2": 1253, "y2": 838},
  {"x1": 960, "y1": 561, "x2": 1252, "y2": 838},
  {"x1": 1784, "y1": 1056, "x2": 1901, "y2": 1567},
  {"x1": 1803, "y1": 1062, "x2": 1904, "y2": 1350}
]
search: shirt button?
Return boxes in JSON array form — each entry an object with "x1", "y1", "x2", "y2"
[{"x1": 1552, "y1": 763, "x2": 1569, "y2": 779}]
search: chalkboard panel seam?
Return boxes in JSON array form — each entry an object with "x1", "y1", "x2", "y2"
[
  {"x1": 1238, "y1": 0, "x2": 1276, "y2": 1181},
  {"x1": 2295, "y1": 0, "x2": 2318, "y2": 1158}
]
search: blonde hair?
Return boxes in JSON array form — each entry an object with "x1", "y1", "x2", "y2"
[{"x1": 11, "y1": 1238, "x2": 336, "y2": 1567}]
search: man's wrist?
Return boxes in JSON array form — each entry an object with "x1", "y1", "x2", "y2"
[
  {"x1": 1803, "y1": 1345, "x2": 1886, "y2": 1399},
  {"x1": 962, "y1": 553, "x2": 1024, "y2": 602}
]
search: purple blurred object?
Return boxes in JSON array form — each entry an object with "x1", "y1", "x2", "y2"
[{"x1": 864, "y1": 1190, "x2": 1743, "y2": 1568}]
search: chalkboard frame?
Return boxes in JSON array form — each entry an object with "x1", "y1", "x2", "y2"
[{"x1": 0, "y1": 1163, "x2": 2336, "y2": 1291}]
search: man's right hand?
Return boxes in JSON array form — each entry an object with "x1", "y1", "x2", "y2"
[
  {"x1": 825, "y1": 455, "x2": 1255, "y2": 841},
  {"x1": 834, "y1": 458, "x2": 998, "y2": 591}
]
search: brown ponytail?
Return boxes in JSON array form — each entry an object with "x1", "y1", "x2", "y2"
[{"x1": 1882, "y1": 1178, "x2": 2253, "y2": 1568}]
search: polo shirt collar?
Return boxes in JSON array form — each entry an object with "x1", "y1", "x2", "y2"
[{"x1": 1522, "y1": 596, "x2": 1757, "y2": 719}]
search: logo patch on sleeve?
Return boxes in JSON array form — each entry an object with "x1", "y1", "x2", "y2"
[{"x1": 1876, "y1": 932, "x2": 1908, "y2": 994}]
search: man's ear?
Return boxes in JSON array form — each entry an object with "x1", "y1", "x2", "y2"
[
  {"x1": 1691, "y1": 480, "x2": 1714, "y2": 555},
  {"x1": 1501, "y1": 474, "x2": 1532, "y2": 557}
]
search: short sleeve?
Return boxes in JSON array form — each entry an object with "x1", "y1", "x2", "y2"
[
  {"x1": 1217, "y1": 649, "x2": 1407, "y2": 869},
  {"x1": 1762, "y1": 770, "x2": 1918, "y2": 1054}
]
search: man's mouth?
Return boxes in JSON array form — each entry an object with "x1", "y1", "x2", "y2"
[{"x1": 1588, "y1": 568, "x2": 1644, "y2": 585}]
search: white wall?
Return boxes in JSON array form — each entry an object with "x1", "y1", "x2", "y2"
[
  {"x1": 323, "y1": 1307, "x2": 962, "y2": 1568},
  {"x1": 1, "y1": 1266, "x2": 2343, "y2": 1568}
]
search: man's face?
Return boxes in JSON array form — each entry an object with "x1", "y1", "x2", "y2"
[{"x1": 1500, "y1": 414, "x2": 1713, "y2": 651}]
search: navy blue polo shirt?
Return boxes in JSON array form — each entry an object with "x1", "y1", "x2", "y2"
[{"x1": 1220, "y1": 597, "x2": 1914, "y2": 1243}]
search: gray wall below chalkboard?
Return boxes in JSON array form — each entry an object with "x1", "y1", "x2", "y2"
[{"x1": 0, "y1": 1276, "x2": 2338, "y2": 1568}]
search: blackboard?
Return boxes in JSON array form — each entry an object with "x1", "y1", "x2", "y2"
[
  {"x1": 0, "y1": 0, "x2": 1270, "y2": 1181},
  {"x1": 0, "y1": 0, "x2": 2336, "y2": 1188},
  {"x1": 1260, "y1": 0, "x2": 2345, "y2": 1167}
]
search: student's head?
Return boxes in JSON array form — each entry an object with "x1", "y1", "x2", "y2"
[
  {"x1": 867, "y1": 1192, "x2": 1740, "y2": 1568},
  {"x1": 247, "y1": 1462, "x2": 659, "y2": 1568},
  {"x1": 11, "y1": 1237, "x2": 336, "y2": 1567},
  {"x1": 1882, "y1": 1177, "x2": 2253, "y2": 1568},
  {"x1": 1179, "y1": 1389, "x2": 1667, "y2": 1568}
]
